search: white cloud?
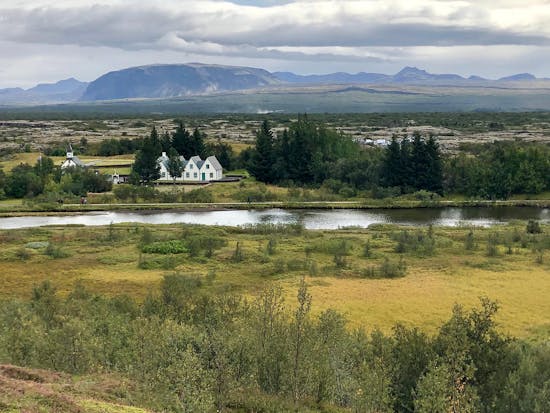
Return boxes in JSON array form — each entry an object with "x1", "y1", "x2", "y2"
[{"x1": 1, "y1": 0, "x2": 550, "y2": 87}]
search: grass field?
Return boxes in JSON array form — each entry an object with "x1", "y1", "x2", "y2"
[{"x1": 1, "y1": 221, "x2": 548, "y2": 340}]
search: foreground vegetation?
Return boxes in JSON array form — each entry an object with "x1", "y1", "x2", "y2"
[
  {"x1": 1, "y1": 220, "x2": 549, "y2": 412},
  {"x1": 1, "y1": 274, "x2": 549, "y2": 412},
  {"x1": 1, "y1": 221, "x2": 548, "y2": 337}
]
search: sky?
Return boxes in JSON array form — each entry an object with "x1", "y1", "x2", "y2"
[{"x1": 1, "y1": 0, "x2": 550, "y2": 88}]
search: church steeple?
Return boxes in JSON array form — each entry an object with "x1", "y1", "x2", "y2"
[{"x1": 67, "y1": 143, "x2": 74, "y2": 159}]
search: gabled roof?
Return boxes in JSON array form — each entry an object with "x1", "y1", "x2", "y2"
[
  {"x1": 62, "y1": 156, "x2": 85, "y2": 167},
  {"x1": 189, "y1": 155, "x2": 204, "y2": 169},
  {"x1": 206, "y1": 155, "x2": 223, "y2": 171}
]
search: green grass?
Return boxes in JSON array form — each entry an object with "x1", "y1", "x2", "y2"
[{"x1": 1, "y1": 222, "x2": 549, "y2": 339}]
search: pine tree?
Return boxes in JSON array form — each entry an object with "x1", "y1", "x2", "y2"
[
  {"x1": 132, "y1": 127, "x2": 161, "y2": 184},
  {"x1": 172, "y1": 122, "x2": 191, "y2": 158},
  {"x1": 250, "y1": 120, "x2": 275, "y2": 183},
  {"x1": 425, "y1": 135, "x2": 443, "y2": 194},
  {"x1": 399, "y1": 137, "x2": 414, "y2": 189},
  {"x1": 160, "y1": 130, "x2": 172, "y2": 153},
  {"x1": 382, "y1": 135, "x2": 402, "y2": 187},
  {"x1": 411, "y1": 132, "x2": 429, "y2": 190},
  {"x1": 190, "y1": 127, "x2": 206, "y2": 158}
]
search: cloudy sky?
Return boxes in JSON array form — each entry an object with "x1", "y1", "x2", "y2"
[{"x1": 1, "y1": 0, "x2": 550, "y2": 88}]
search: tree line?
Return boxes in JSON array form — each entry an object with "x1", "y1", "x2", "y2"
[
  {"x1": 247, "y1": 118, "x2": 550, "y2": 199},
  {"x1": 0, "y1": 278, "x2": 548, "y2": 412},
  {"x1": 0, "y1": 157, "x2": 111, "y2": 201}
]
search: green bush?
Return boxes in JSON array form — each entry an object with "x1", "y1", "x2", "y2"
[
  {"x1": 526, "y1": 220, "x2": 543, "y2": 234},
  {"x1": 141, "y1": 240, "x2": 188, "y2": 254}
]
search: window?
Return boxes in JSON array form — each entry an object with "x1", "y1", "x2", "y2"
[
  {"x1": 189, "y1": 164, "x2": 193, "y2": 169},
  {"x1": 161, "y1": 172, "x2": 166, "y2": 177},
  {"x1": 186, "y1": 172, "x2": 190, "y2": 178},
  {"x1": 194, "y1": 172, "x2": 197, "y2": 178},
  {"x1": 210, "y1": 173, "x2": 214, "y2": 178},
  {"x1": 206, "y1": 164, "x2": 210, "y2": 169}
]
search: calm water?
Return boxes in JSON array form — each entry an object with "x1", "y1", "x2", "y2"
[{"x1": 0, "y1": 207, "x2": 549, "y2": 230}]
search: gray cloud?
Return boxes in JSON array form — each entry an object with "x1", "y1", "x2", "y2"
[
  {"x1": 1, "y1": 1, "x2": 549, "y2": 51},
  {"x1": 1, "y1": 1, "x2": 550, "y2": 87}
]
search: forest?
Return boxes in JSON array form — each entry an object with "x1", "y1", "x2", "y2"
[{"x1": 247, "y1": 117, "x2": 550, "y2": 199}]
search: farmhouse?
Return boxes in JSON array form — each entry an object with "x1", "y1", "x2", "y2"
[{"x1": 157, "y1": 152, "x2": 223, "y2": 182}]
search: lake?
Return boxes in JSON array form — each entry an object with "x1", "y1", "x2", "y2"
[{"x1": 0, "y1": 207, "x2": 549, "y2": 230}]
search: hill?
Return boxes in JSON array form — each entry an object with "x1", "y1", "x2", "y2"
[
  {"x1": 80, "y1": 63, "x2": 281, "y2": 101},
  {"x1": 0, "y1": 78, "x2": 88, "y2": 105}
]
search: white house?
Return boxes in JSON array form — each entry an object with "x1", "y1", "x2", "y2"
[
  {"x1": 60, "y1": 145, "x2": 87, "y2": 169},
  {"x1": 157, "y1": 152, "x2": 223, "y2": 182}
]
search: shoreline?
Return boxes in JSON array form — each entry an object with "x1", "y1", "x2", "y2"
[{"x1": 0, "y1": 198, "x2": 549, "y2": 218}]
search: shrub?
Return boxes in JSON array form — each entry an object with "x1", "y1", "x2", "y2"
[
  {"x1": 15, "y1": 248, "x2": 31, "y2": 261},
  {"x1": 183, "y1": 188, "x2": 214, "y2": 203},
  {"x1": 45, "y1": 243, "x2": 70, "y2": 259},
  {"x1": 232, "y1": 242, "x2": 244, "y2": 262},
  {"x1": 141, "y1": 240, "x2": 188, "y2": 254},
  {"x1": 486, "y1": 233, "x2": 499, "y2": 257},
  {"x1": 526, "y1": 220, "x2": 542, "y2": 234},
  {"x1": 393, "y1": 230, "x2": 435, "y2": 256},
  {"x1": 362, "y1": 257, "x2": 407, "y2": 279},
  {"x1": 464, "y1": 230, "x2": 476, "y2": 251},
  {"x1": 266, "y1": 237, "x2": 277, "y2": 255}
]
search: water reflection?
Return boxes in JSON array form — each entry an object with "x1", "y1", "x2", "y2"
[{"x1": 0, "y1": 207, "x2": 548, "y2": 230}]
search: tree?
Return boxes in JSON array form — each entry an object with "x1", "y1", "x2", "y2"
[
  {"x1": 411, "y1": 132, "x2": 429, "y2": 190},
  {"x1": 425, "y1": 135, "x2": 444, "y2": 194},
  {"x1": 291, "y1": 277, "x2": 312, "y2": 402},
  {"x1": 167, "y1": 148, "x2": 184, "y2": 184},
  {"x1": 250, "y1": 120, "x2": 275, "y2": 183},
  {"x1": 160, "y1": 130, "x2": 172, "y2": 153},
  {"x1": 172, "y1": 122, "x2": 191, "y2": 157},
  {"x1": 190, "y1": 127, "x2": 206, "y2": 159},
  {"x1": 132, "y1": 127, "x2": 161, "y2": 184},
  {"x1": 5, "y1": 163, "x2": 44, "y2": 198},
  {"x1": 381, "y1": 135, "x2": 402, "y2": 188}
]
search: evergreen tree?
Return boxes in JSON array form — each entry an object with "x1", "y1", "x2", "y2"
[
  {"x1": 190, "y1": 127, "x2": 206, "y2": 158},
  {"x1": 250, "y1": 120, "x2": 275, "y2": 183},
  {"x1": 425, "y1": 135, "x2": 444, "y2": 194},
  {"x1": 411, "y1": 132, "x2": 429, "y2": 190},
  {"x1": 167, "y1": 147, "x2": 184, "y2": 184},
  {"x1": 381, "y1": 135, "x2": 402, "y2": 187},
  {"x1": 399, "y1": 137, "x2": 414, "y2": 189},
  {"x1": 132, "y1": 127, "x2": 161, "y2": 184},
  {"x1": 172, "y1": 122, "x2": 191, "y2": 158},
  {"x1": 160, "y1": 131, "x2": 172, "y2": 153}
]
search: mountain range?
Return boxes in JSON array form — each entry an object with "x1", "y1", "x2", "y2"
[{"x1": 0, "y1": 63, "x2": 547, "y2": 105}]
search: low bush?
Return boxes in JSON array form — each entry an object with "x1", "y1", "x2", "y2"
[{"x1": 141, "y1": 240, "x2": 188, "y2": 254}]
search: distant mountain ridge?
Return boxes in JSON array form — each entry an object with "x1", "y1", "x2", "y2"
[
  {"x1": 0, "y1": 63, "x2": 547, "y2": 105},
  {"x1": 273, "y1": 66, "x2": 543, "y2": 85},
  {"x1": 0, "y1": 78, "x2": 88, "y2": 105}
]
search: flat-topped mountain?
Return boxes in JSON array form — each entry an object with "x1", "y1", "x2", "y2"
[{"x1": 80, "y1": 63, "x2": 282, "y2": 101}]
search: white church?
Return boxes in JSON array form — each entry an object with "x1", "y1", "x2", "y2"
[{"x1": 157, "y1": 152, "x2": 223, "y2": 182}]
